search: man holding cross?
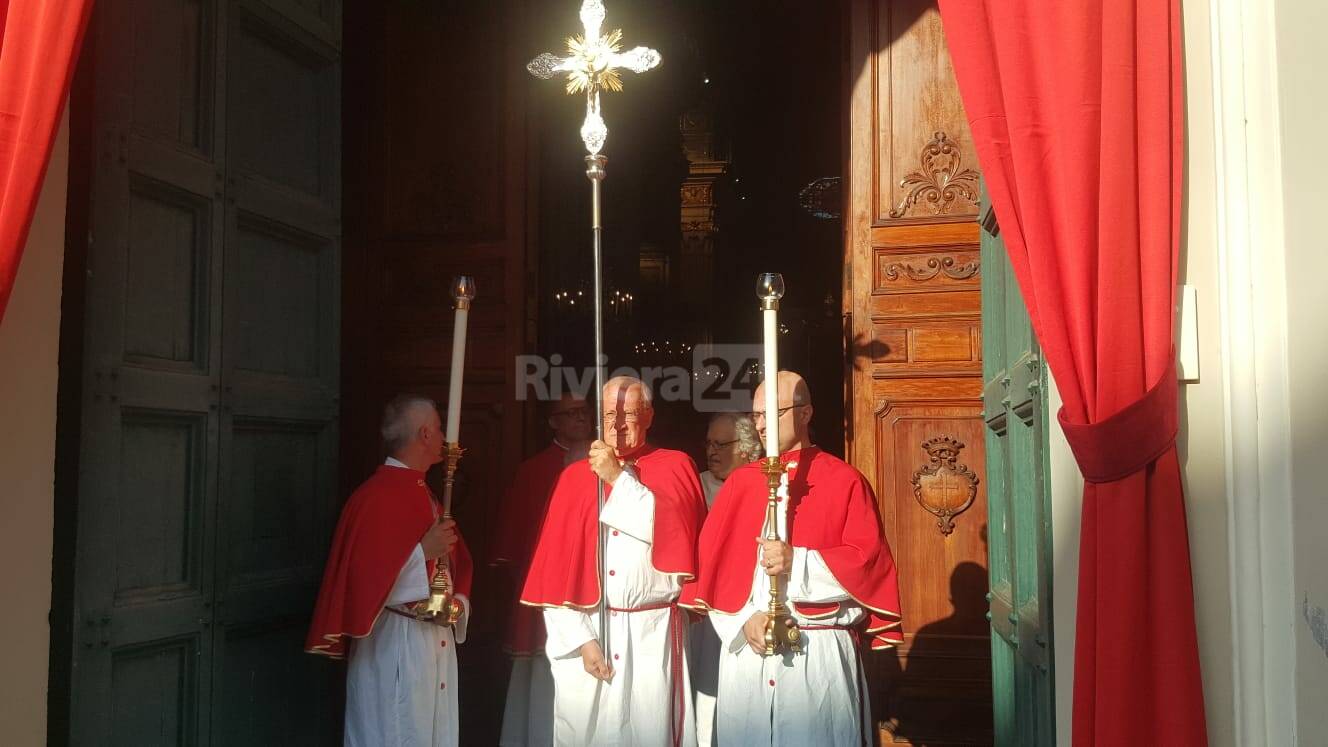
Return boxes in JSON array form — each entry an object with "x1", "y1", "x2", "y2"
[
  {"x1": 520, "y1": 376, "x2": 706, "y2": 746},
  {"x1": 681, "y1": 371, "x2": 903, "y2": 746}
]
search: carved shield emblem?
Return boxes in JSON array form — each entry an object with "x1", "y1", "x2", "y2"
[{"x1": 911, "y1": 436, "x2": 979, "y2": 536}]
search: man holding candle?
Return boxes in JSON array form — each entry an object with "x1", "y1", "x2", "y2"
[
  {"x1": 306, "y1": 394, "x2": 474, "y2": 746},
  {"x1": 494, "y1": 392, "x2": 594, "y2": 747},
  {"x1": 520, "y1": 376, "x2": 707, "y2": 746},
  {"x1": 680, "y1": 371, "x2": 903, "y2": 746}
]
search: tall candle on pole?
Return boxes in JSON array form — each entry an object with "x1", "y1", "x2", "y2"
[
  {"x1": 758, "y1": 273, "x2": 783, "y2": 458},
  {"x1": 756, "y1": 272, "x2": 800, "y2": 655},
  {"x1": 422, "y1": 275, "x2": 474, "y2": 623},
  {"x1": 444, "y1": 275, "x2": 475, "y2": 444}
]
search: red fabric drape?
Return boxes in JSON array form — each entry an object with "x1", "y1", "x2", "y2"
[
  {"x1": 0, "y1": 0, "x2": 93, "y2": 325},
  {"x1": 937, "y1": 1, "x2": 1207, "y2": 744}
]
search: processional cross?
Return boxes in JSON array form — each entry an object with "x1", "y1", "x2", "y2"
[{"x1": 527, "y1": 0, "x2": 660, "y2": 663}]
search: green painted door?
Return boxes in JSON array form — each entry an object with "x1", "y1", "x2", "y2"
[
  {"x1": 68, "y1": 0, "x2": 341, "y2": 743},
  {"x1": 979, "y1": 187, "x2": 1055, "y2": 746}
]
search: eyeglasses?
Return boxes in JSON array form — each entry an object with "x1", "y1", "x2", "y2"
[
  {"x1": 602, "y1": 410, "x2": 649, "y2": 424},
  {"x1": 705, "y1": 439, "x2": 739, "y2": 451},
  {"x1": 750, "y1": 404, "x2": 806, "y2": 421}
]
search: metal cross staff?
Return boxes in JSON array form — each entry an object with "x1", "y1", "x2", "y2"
[{"x1": 528, "y1": 0, "x2": 660, "y2": 665}]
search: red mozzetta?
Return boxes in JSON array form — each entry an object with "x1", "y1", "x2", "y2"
[
  {"x1": 306, "y1": 465, "x2": 473, "y2": 659},
  {"x1": 681, "y1": 447, "x2": 903, "y2": 650},
  {"x1": 520, "y1": 445, "x2": 706, "y2": 610},
  {"x1": 491, "y1": 443, "x2": 571, "y2": 654}
]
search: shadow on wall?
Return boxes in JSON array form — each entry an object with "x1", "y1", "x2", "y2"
[
  {"x1": 873, "y1": 561, "x2": 991, "y2": 745},
  {"x1": 1305, "y1": 595, "x2": 1328, "y2": 660}
]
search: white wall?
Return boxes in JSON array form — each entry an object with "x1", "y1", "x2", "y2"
[
  {"x1": 1047, "y1": 377, "x2": 1080, "y2": 747},
  {"x1": 0, "y1": 111, "x2": 68, "y2": 744},
  {"x1": 1175, "y1": 0, "x2": 1240, "y2": 740},
  {"x1": 1273, "y1": 0, "x2": 1328, "y2": 740}
]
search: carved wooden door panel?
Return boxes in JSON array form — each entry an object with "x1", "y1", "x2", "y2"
[
  {"x1": 980, "y1": 190, "x2": 1055, "y2": 746},
  {"x1": 65, "y1": 0, "x2": 342, "y2": 743},
  {"x1": 845, "y1": 1, "x2": 993, "y2": 743}
]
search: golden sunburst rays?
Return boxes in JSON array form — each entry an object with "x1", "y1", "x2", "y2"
[{"x1": 563, "y1": 28, "x2": 626, "y2": 95}]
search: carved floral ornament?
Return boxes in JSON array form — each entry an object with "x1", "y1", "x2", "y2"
[
  {"x1": 890, "y1": 131, "x2": 980, "y2": 218},
  {"x1": 911, "y1": 436, "x2": 979, "y2": 536},
  {"x1": 882, "y1": 255, "x2": 980, "y2": 282}
]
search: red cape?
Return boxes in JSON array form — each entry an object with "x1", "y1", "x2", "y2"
[
  {"x1": 679, "y1": 447, "x2": 903, "y2": 650},
  {"x1": 490, "y1": 442, "x2": 571, "y2": 654},
  {"x1": 520, "y1": 445, "x2": 707, "y2": 610},
  {"x1": 306, "y1": 465, "x2": 474, "y2": 659}
]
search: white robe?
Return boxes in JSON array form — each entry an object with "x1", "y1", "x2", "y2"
[
  {"x1": 706, "y1": 478, "x2": 870, "y2": 747},
  {"x1": 344, "y1": 459, "x2": 471, "y2": 747},
  {"x1": 542, "y1": 469, "x2": 697, "y2": 747},
  {"x1": 499, "y1": 653, "x2": 554, "y2": 746},
  {"x1": 499, "y1": 442, "x2": 573, "y2": 747},
  {"x1": 691, "y1": 470, "x2": 726, "y2": 746},
  {"x1": 699, "y1": 470, "x2": 724, "y2": 508}
]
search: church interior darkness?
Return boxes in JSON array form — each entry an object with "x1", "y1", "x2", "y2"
[{"x1": 534, "y1": 0, "x2": 846, "y2": 463}]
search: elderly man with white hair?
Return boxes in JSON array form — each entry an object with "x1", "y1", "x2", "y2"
[
  {"x1": 307, "y1": 393, "x2": 474, "y2": 746},
  {"x1": 699, "y1": 412, "x2": 763, "y2": 507},
  {"x1": 521, "y1": 376, "x2": 708, "y2": 746}
]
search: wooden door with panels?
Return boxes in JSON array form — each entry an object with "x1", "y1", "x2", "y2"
[
  {"x1": 64, "y1": 0, "x2": 342, "y2": 743},
  {"x1": 845, "y1": 1, "x2": 993, "y2": 743},
  {"x1": 211, "y1": 1, "x2": 343, "y2": 742},
  {"x1": 980, "y1": 189, "x2": 1055, "y2": 746}
]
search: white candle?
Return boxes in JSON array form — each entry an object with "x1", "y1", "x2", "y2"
[
  {"x1": 445, "y1": 276, "x2": 475, "y2": 444},
  {"x1": 763, "y1": 306, "x2": 779, "y2": 457}
]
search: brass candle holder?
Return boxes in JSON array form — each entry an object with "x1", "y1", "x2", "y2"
[
  {"x1": 761, "y1": 455, "x2": 801, "y2": 655},
  {"x1": 422, "y1": 442, "x2": 465, "y2": 625}
]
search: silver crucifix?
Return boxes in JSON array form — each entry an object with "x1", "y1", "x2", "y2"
[
  {"x1": 527, "y1": 0, "x2": 661, "y2": 155},
  {"x1": 527, "y1": 0, "x2": 660, "y2": 666}
]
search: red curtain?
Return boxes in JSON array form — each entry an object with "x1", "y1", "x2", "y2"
[
  {"x1": 937, "y1": 1, "x2": 1207, "y2": 744},
  {"x1": 0, "y1": 0, "x2": 94, "y2": 325}
]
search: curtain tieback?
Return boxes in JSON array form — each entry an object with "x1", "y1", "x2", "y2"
[{"x1": 1057, "y1": 354, "x2": 1178, "y2": 483}]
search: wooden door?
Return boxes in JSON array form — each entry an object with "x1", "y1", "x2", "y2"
[
  {"x1": 844, "y1": 1, "x2": 993, "y2": 743},
  {"x1": 979, "y1": 194, "x2": 1055, "y2": 746},
  {"x1": 65, "y1": 0, "x2": 341, "y2": 743},
  {"x1": 210, "y1": 1, "x2": 343, "y2": 743}
]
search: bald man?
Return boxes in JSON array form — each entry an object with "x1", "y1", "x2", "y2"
[
  {"x1": 521, "y1": 376, "x2": 707, "y2": 746},
  {"x1": 680, "y1": 372, "x2": 903, "y2": 746}
]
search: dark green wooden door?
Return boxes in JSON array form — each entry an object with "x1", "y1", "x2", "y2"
[
  {"x1": 980, "y1": 190, "x2": 1055, "y2": 746},
  {"x1": 69, "y1": 0, "x2": 341, "y2": 744}
]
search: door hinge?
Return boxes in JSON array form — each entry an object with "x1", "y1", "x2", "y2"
[
  {"x1": 83, "y1": 613, "x2": 112, "y2": 648},
  {"x1": 91, "y1": 367, "x2": 121, "y2": 404}
]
